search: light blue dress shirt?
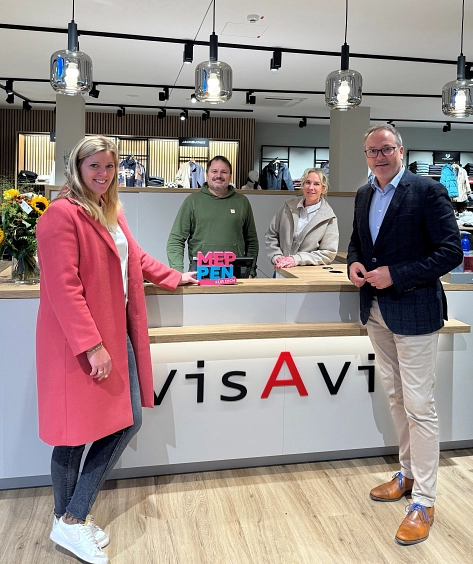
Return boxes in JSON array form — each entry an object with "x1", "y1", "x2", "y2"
[{"x1": 369, "y1": 167, "x2": 405, "y2": 243}]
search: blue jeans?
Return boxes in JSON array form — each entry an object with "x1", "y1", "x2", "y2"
[{"x1": 51, "y1": 334, "x2": 142, "y2": 521}]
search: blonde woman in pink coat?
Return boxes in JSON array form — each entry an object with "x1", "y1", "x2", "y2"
[{"x1": 36, "y1": 136, "x2": 197, "y2": 564}]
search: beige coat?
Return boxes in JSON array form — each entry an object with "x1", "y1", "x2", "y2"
[{"x1": 265, "y1": 197, "x2": 339, "y2": 266}]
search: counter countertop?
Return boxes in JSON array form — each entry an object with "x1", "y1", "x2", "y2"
[{"x1": 1, "y1": 262, "x2": 472, "y2": 299}]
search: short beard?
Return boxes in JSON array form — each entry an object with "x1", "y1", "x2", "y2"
[{"x1": 208, "y1": 182, "x2": 229, "y2": 196}]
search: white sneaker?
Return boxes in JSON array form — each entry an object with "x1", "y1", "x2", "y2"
[
  {"x1": 50, "y1": 516, "x2": 109, "y2": 564},
  {"x1": 53, "y1": 516, "x2": 110, "y2": 549},
  {"x1": 86, "y1": 514, "x2": 110, "y2": 548}
]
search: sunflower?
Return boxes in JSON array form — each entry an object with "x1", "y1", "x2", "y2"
[
  {"x1": 30, "y1": 195, "x2": 49, "y2": 215},
  {"x1": 0, "y1": 227, "x2": 4, "y2": 245},
  {"x1": 3, "y1": 188, "x2": 20, "y2": 201}
]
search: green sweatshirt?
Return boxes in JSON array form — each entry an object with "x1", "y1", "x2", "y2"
[{"x1": 166, "y1": 184, "x2": 259, "y2": 276}]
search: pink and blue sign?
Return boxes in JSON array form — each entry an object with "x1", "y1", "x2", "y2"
[{"x1": 196, "y1": 252, "x2": 237, "y2": 286}]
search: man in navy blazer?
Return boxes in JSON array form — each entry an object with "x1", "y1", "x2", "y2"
[{"x1": 348, "y1": 124, "x2": 462, "y2": 546}]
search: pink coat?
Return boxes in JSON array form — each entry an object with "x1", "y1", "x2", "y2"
[{"x1": 36, "y1": 198, "x2": 182, "y2": 446}]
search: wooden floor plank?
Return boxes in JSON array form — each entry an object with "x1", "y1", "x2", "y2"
[{"x1": 2, "y1": 451, "x2": 473, "y2": 563}]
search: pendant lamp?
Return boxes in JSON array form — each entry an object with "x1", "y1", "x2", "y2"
[
  {"x1": 325, "y1": 0, "x2": 362, "y2": 110},
  {"x1": 195, "y1": 0, "x2": 232, "y2": 104},
  {"x1": 442, "y1": 0, "x2": 473, "y2": 118},
  {"x1": 50, "y1": 0, "x2": 93, "y2": 95}
]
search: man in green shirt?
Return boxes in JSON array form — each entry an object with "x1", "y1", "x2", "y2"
[{"x1": 166, "y1": 156, "x2": 259, "y2": 277}]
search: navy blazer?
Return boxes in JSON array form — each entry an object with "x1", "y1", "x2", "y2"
[{"x1": 347, "y1": 169, "x2": 463, "y2": 335}]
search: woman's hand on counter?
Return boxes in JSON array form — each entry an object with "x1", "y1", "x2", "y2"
[
  {"x1": 179, "y1": 271, "x2": 199, "y2": 285},
  {"x1": 275, "y1": 256, "x2": 296, "y2": 269},
  {"x1": 87, "y1": 346, "x2": 112, "y2": 381}
]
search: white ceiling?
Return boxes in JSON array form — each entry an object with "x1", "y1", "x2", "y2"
[{"x1": 1, "y1": 0, "x2": 473, "y2": 128}]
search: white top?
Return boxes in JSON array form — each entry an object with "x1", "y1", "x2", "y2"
[
  {"x1": 295, "y1": 199, "x2": 322, "y2": 236},
  {"x1": 108, "y1": 224, "x2": 129, "y2": 302}
]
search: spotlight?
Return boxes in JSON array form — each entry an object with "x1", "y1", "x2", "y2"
[
  {"x1": 183, "y1": 42, "x2": 194, "y2": 64},
  {"x1": 89, "y1": 82, "x2": 100, "y2": 98},
  {"x1": 191, "y1": 94, "x2": 197, "y2": 104},
  {"x1": 270, "y1": 49, "x2": 282, "y2": 72},
  {"x1": 50, "y1": 131, "x2": 56, "y2": 142},
  {"x1": 23, "y1": 100, "x2": 32, "y2": 111},
  {"x1": 117, "y1": 106, "x2": 125, "y2": 118},
  {"x1": 180, "y1": 110, "x2": 188, "y2": 121},
  {"x1": 246, "y1": 91, "x2": 256, "y2": 105},
  {"x1": 443, "y1": 122, "x2": 452, "y2": 133},
  {"x1": 387, "y1": 120, "x2": 396, "y2": 128},
  {"x1": 158, "y1": 109, "x2": 167, "y2": 119},
  {"x1": 5, "y1": 79, "x2": 14, "y2": 103},
  {"x1": 202, "y1": 110, "x2": 210, "y2": 121},
  {"x1": 159, "y1": 87, "x2": 169, "y2": 102},
  {"x1": 299, "y1": 117, "x2": 307, "y2": 128}
]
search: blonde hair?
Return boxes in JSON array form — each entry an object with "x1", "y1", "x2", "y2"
[
  {"x1": 301, "y1": 168, "x2": 329, "y2": 199},
  {"x1": 57, "y1": 135, "x2": 121, "y2": 227}
]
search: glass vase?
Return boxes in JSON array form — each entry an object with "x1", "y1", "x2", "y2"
[{"x1": 11, "y1": 254, "x2": 40, "y2": 284}]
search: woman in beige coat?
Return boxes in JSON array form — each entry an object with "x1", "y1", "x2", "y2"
[{"x1": 265, "y1": 168, "x2": 339, "y2": 269}]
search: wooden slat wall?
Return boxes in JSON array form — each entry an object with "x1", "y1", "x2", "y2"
[
  {"x1": 149, "y1": 139, "x2": 179, "y2": 183},
  {"x1": 24, "y1": 134, "x2": 55, "y2": 176},
  {"x1": 0, "y1": 109, "x2": 255, "y2": 188}
]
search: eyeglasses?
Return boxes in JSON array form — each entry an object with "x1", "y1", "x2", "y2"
[{"x1": 364, "y1": 146, "x2": 398, "y2": 158}]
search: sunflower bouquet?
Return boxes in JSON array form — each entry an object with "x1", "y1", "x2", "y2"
[{"x1": 0, "y1": 187, "x2": 49, "y2": 282}]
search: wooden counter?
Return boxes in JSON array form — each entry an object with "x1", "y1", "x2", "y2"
[
  {"x1": 2, "y1": 256, "x2": 473, "y2": 490},
  {"x1": 3, "y1": 263, "x2": 473, "y2": 299}
]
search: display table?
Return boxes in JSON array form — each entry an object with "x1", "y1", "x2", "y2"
[{"x1": 1, "y1": 267, "x2": 472, "y2": 490}]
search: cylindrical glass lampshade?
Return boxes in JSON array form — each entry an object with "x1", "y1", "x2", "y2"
[
  {"x1": 195, "y1": 60, "x2": 232, "y2": 104},
  {"x1": 325, "y1": 69, "x2": 362, "y2": 110},
  {"x1": 50, "y1": 49, "x2": 93, "y2": 95},
  {"x1": 442, "y1": 79, "x2": 473, "y2": 118}
]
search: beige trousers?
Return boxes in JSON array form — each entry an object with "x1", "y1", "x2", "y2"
[{"x1": 366, "y1": 299, "x2": 439, "y2": 507}]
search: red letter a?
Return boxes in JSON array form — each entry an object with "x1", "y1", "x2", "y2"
[{"x1": 261, "y1": 352, "x2": 308, "y2": 398}]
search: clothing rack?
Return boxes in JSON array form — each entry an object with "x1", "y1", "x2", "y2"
[{"x1": 177, "y1": 155, "x2": 208, "y2": 164}]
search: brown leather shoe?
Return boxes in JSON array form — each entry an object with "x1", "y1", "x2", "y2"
[
  {"x1": 395, "y1": 503, "x2": 434, "y2": 545},
  {"x1": 370, "y1": 472, "x2": 414, "y2": 502}
]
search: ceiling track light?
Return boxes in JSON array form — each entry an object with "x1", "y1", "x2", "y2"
[
  {"x1": 89, "y1": 82, "x2": 100, "y2": 98},
  {"x1": 443, "y1": 121, "x2": 452, "y2": 132},
  {"x1": 158, "y1": 109, "x2": 167, "y2": 119},
  {"x1": 325, "y1": 0, "x2": 362, "y2": 110},
  {"x1": 299, "y1": 117, "x2": 307, "y2": 128},
  {"x1": 183, "y1": 41, "x2": 194, "y2": 64},
  {"x1": 195, "y1": 0, "x2": 232, "y2": 104},
  {"x1": 387, "y1": 120, "x2": 396, "y2": 128},
  {"x1": 159, "y1": 87, "x2": 169, "y2": 102},
  {"x1": 5, "y1": 79, "x2": 14, "y2": 103},
  {"x1": 180, "y1": 109, "x2": 188, "y2": 121},
  {"x1": 50, "y1": 0, "x2": 93, "y2": 95},
  {"x1": 117, "y1": 106, "x2": 125, "y2": 117},
  {"x1": 246, "y1": 90, "x2": 256, "y2": 105},
  {"x1": 190, "y1": 93, "x2": 197, "y2": 103},
  {"x1": 202, "y1": 110, "x2": 211, "y2": 121},
  {"x1": 270, "y1": 49, "x2": 282, "y2": 71},
  {"x1": 23, "y1": 100, "x2": 32, "y2": 111},
  {"x1": 442, "y1": 0, "x2": 473, "y2": 118}
]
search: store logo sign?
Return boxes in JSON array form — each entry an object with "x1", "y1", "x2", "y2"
[{"x1": 154, "y1": 351, "x2": 376, "y2": 405}]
